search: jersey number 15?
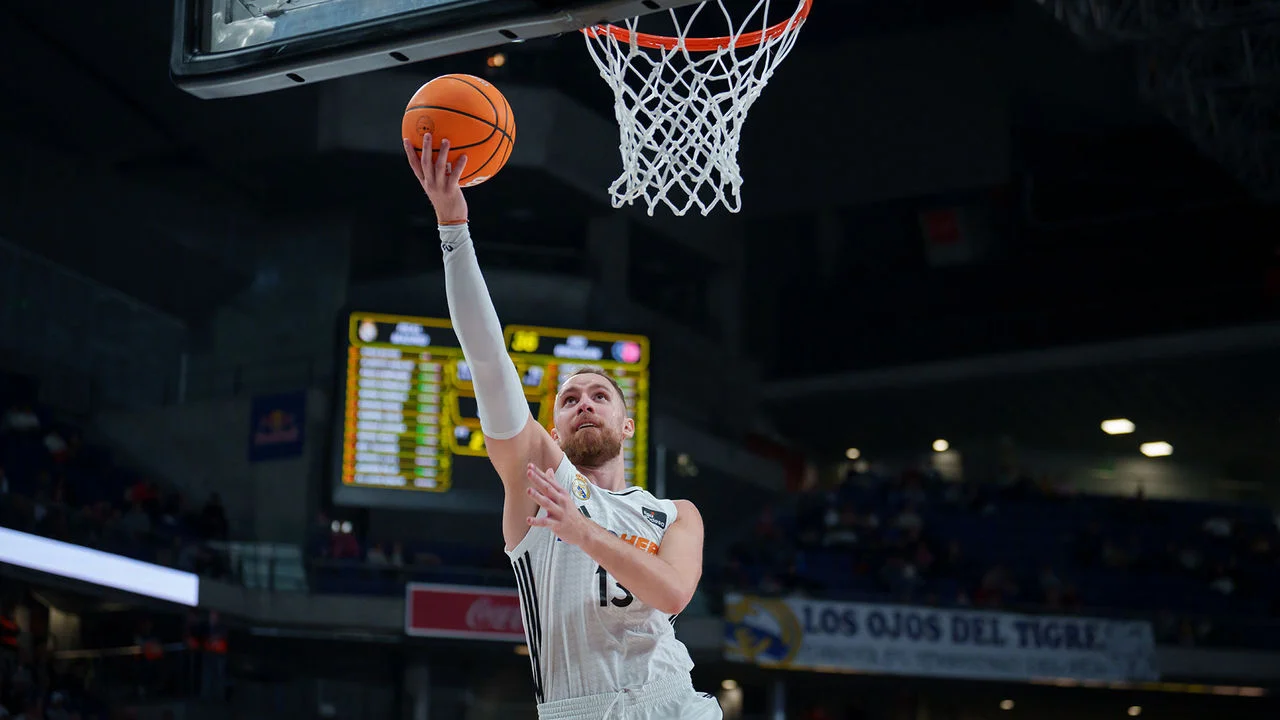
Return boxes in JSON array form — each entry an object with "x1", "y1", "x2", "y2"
[{"x1": 595, "y1": 565, "x2": 634, "y2": 608}]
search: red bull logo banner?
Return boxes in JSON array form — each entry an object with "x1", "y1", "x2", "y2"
[
  {"x1": 405, "y1": 583, "x2": 526, "y2": 641},
  {"x1": 724, "y1": 594, "x2": 1158, "y2": 683},
  {"x1": 248, "y1": 391, "x2": 306, "y2": 462}
]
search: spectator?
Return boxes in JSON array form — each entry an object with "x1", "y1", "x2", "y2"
[
  {"x1": 2, "y1": 405, "x2": 40, "y2": 434},
  {"x1": 911, "y1": 536, "x2": 935, "y2": 577},
  {"x1": 308, "y1": 512, "x2": 332, "y2": 557},
  {"x1": 1203, "y1": 515, "x2": 1232, "y2": 540},
  {"x1": 879, "y1": 554, "x2": 921, "y2": 599},
  {"x1": 368, "y1": 543, "x2": 390, "y2": 565},
  {"x1": 126, "y1": 481, "x2": 158, "y2": 516},
  {"x1": 931, "y1": 540, "x2": 972, "y2": 583},
  {"x1": 199, "y1": 494, "x2": 228, "y2": 541},
  {"x1": 330, "y1": 526, "x2": 360, "y2": 560},
  {"x1": 1038, "y1": 564, "x2": 1063, "y2": 600},
  {"x1": 779, "y1": 561, "x2": 820, "y2": 596},
  {"x1": 893, "y1": 502, "x2": 923, "y2": 533},
  {"x1": 1177, "y1": 544, "x2": 1203, "y2": 572},
  {"x1": 793, "y1": 491, "x2": 828, "y2": 547},
  {"x1": 1101, "y1": 539, "x2": 1130, "y2": 569},
  {"x1": 201, "y1": 613, "x2": 228, "y2": 702},
  {"x1": 118, "y1": 502, "x2": 150, "y2": 546},
  {"x1": 754, "y1": 507, "x2": 781, "y2": 542},
  {"x1": 822, "y1": 506, "x2": 859, "y2": 548},
  {"x1": 1208, "y1": 563, "x2": 1236, "y2": 596},
  {"x1": 901, "y1": 471, "x2": 928, "y2": 506},
  {"x1": 974, "y1": 565, "x2": 1019, "y2": 608},
  {"x1": 42, "y1": 433, "x2": 67, "y2": 467},
  {"x1": 43, "y1": 693, "x2": 67, "y2": 720}
]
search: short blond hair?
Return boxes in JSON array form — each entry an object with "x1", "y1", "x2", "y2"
[{"x1": 560, "y1": 367, "x2": 628, "y2": 410}]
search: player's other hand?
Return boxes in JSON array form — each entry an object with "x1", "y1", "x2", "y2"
[
  {"x1": 526, "y1": 464, "x2": 593, "y2": 547},
  {"x1": 403, "y1": 133, "x2": 469, "y2": 225}
]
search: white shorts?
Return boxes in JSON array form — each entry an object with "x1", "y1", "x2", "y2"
[{"x1": 536, "y1": 674, "x2": 723, "y2": 720}]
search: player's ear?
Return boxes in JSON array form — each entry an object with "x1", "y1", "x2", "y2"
[
  {"x1": 622, "y1": 417, "x2": 635, "y2": 438},
  {"x1": 549, "y1": 425, "x2": 560, "y2": 442}
]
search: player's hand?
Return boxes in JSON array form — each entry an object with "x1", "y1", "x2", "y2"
[
  {"x1": 526, "y1": 464, "x2": 593, "y2": 547},
  {"x1": 403, "y1": 132, "x2": 469, "y2": 225}
]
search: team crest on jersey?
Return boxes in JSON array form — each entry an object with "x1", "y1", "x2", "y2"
[
  {"x1": 571, "y1": 474, "x2": 592, "y2": 501},
  {"x1": 642, "y1": 507, "x2": 668, "y2": 530}
]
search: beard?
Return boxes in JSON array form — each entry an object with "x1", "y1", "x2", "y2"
[{"x1": 561, "y1": 425, "x2": 623, "y2": 467}]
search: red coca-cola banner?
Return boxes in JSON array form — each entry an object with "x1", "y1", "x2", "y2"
[{"x1": 404, "y1": 583, "x2": 526, "y2": 641}]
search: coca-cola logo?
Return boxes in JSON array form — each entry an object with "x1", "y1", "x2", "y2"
[
  {"x1": 465, "y1": 597, "x2": 524, "y2": 633},
  {"x1": 406, "y1": 585, "x2": 527, "y2": 640}
]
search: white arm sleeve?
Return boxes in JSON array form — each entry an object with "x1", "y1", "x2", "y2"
[{"x1": 441, "y1": 223, "x2": 529, "y2": 440}]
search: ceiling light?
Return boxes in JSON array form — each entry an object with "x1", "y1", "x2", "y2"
[
  {"x1": 721, "y1": 679, "x2": 738, "y2": 691},
  {"x1": 1000, "y1": 699, "x2": 1014, "y2": 711},
  {"x1": 1127, "y1": 706, "x2": 1141, "y2": 717},
  {"x1": 845, "y1": 447, "x2": 861, "y2": 460},
  {"x1": 487, "y1": 52, "x2": 506, "y2": 68},
  {"x1": 1101, "y1": 418, "x2": 1135, "y2": 435},
  {"x1": 932, "y1": 439, "x2": 950, "y2": 452},
  {"x1": 1140, "y1": 441, "x2": 1172, "y2": 458}
]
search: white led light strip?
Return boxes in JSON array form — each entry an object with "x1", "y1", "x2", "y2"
[{"x1": 0, "y1": 527, "x2": 200, "y2": 607}]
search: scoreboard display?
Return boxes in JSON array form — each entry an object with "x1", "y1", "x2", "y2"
[{"x1": 334, "y1": 311, "x2": 649, "y2": 508}]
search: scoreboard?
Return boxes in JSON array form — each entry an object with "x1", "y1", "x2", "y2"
[{"x1": 338, "y1": 311, "x2": 650, "y2": 500}]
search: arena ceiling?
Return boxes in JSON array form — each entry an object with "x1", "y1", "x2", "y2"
[{"x1": 1, "y1": 1, "x2": 1275, "y2": 397}]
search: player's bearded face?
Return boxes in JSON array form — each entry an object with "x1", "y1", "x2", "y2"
[
  {"x1": 554, "y1": 377, "x2": 630, "y2": 467},
  {"x1": 560, "y1": 418, "x2": 624, "y2": 467}
]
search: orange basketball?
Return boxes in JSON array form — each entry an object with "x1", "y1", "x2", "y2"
[{"x1": 402, "y1": 74, "x2": 516, "y2": 188}]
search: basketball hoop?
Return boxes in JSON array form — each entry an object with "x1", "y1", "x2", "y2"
[{"x1": 582, "y1": 0, "x2": 813, "y2": 217}]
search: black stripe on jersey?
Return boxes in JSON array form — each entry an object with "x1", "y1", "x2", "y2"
[
  {"x1": 512, "y1": 552, "x2": 545, "y2": 704},
  {"x1": 668, "y1": 613, "x2": 680, "y2": 625},
  {"x1": 606, "y1": 488, "x2": 643, "y2": 497}
]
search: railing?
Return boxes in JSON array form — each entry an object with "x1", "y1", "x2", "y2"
[
  {"x1": 47, "y1": 642, "x2": 209, "y2": 707},
  {"x1": 3, "y1": 496, "x2": 1276, "y2": 651},
  {"x1": 214, "y1": 540, "x2": 515, "y2": 594},
  {"x1": 210, "y1": 541, "x2": 310, "y2": 592}
]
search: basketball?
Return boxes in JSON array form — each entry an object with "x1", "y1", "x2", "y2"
[{"x1": 402, "y1": 74, "x2": 516, "y2": 188}]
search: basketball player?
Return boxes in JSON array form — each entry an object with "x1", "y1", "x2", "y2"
[{"x1": 404, "y1": 134, "x2": 722, "y2": 720}]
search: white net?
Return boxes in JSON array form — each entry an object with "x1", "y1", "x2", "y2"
[{"x1": 583, "y1": 0, "x2": 810, "y2": 217}]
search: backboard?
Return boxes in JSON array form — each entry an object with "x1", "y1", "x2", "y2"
[{"x1": 171, "y1": 0, "x2": 704, "y2": 99}]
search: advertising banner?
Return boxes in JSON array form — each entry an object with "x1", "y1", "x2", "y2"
[
  {"x1": 406, "y1": 583, "x2": 525, "y2": 641},
  {"x1": 724, "y1": 594, "x2": 1158, "y2": 682}
]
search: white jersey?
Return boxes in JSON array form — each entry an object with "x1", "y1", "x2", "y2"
[{"x1": 506, "y1": 454, "x2": 697, "y2": 703}]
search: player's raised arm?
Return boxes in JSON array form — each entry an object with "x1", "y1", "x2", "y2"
[{"x1": 404, "y1": 134, "x2": 562, "y2": 494}]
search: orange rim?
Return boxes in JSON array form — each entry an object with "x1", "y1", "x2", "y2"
[{"x1": 582, "y1": 0, "x2": 812, "y2": 53}]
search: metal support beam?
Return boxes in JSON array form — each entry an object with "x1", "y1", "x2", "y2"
[
  {"x1": 1036, "y1": 0, "x2": 1280, "y2": 44},
  {"x1": 1138, "y1": 25, "x2": 1280, "y2": 200},
  {"x1": 1033, "y1": 0, "x2": 1280, "y2": 202},
  {"x1": 761, "y1": 321, "x2": 1280, "y2": 401}
]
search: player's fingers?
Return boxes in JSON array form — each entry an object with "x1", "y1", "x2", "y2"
[
  {"x1": 533, "y1": 470, "x2": 563, "y2": 499},
  {"x1": 528, "y1": 464, "x2": 554, "y2": 485},
  {"x1": 420, "y1": 133, "x2": 434, "y2": 178},
  {"x1": 528, "y1": 516, "x2": 552, "y2": 528},
  {"x1": 452, "y1": 153, "x2": 469, "y2": 181},
  {"x1": 403, "y1": 139, "x2": 425, "y2": 183},
  {"x1": 435, "y1": 138, "x2": 452, "y2": 178},
  {"x1": 527, "y1": 486, "x2": 556, "y2": 512}
]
